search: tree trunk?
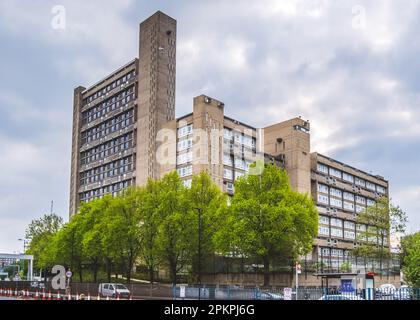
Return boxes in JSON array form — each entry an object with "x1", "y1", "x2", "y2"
[
  {"x1": 263, "y1": 256, "x2": 270, "y2": 287},
  {"x1": 93, "y1": 263, "x2": 98, "y2": 283},
  {"x1": 170, "y1": 260, "x2": 177, "y2": 286},
  {"x1": 149, "y1": 266, "x2": 154, "y2": 285}
]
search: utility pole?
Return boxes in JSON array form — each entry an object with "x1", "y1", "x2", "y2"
[{"x1": 198, "y1": 208, "x2": 202, "y2": 301}]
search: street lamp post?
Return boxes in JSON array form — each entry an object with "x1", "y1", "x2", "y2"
[
  {"x1": 198, "y1": 208, "x2": 202, "y2": 301},
  {"x1": 18, "y1": 238, "x2": 28, "y2": 253}
]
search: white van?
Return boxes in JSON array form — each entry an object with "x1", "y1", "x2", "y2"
[{"x1": 98, "y1": 283, "x2": 130, "y2": 299}]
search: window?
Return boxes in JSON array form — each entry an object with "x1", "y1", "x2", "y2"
[
  {"x1": 318, "y1": 194, "x2": 329, "y2": 205},
  {"x1": 226, "y1": 182, "x2": 234, "y2": 193},
  {"x1": 366, "y1": 181, "x2": 376, "y2": 191},
  {"x1": 319, "y1": 215, "x2": 329, "y2": 225},
  {"x1": 318, "y1": 184, "x2": 329, "y2": 194},
  {"x1": 331, "y1": 218, "x2": 343, "y2": 228},
  {"x1": 178, "y1": 138, "x2": 193, "y2": 152},
  {"x1": 329, "y1": 167, "x2": 342, "y2": 179},
  {"x1": 319, "y1": 247, "x2": 330, "y2": 256},
  {"x1": 355, "y1": 177, "x2": 366, "y2": 187},
  {"x1": 223, "y1": 128, "x2": 232, "y2": 140},
  {"x1": 377, "y1": 185, "x2": 386, "y2": 194},
  {"x1": 177, "y1": 165, "x2": 193, "y2": 178},
  {"x1": 343, "y1": 192, "x2": 354, "y2": 201},
  {"x1": 318, "y1": 226, "x2": 330, "y2": 236},
  {"x1": 224, "y1": 168, "x2": 233, "y2": 180},
  {"x1": 223, "y1": 154, "x2": 233, "y2": 166},
  {"x1": 235, "y1": 171, "x2": 245, "y2": 180},
  {"x1": 177, "y1": 152, "x2": 193, "y2": 165},
  {"x1": 331, "y1": 249, "x2": 344, "y2": 257},
  {"x1": 344, "y1": 231, "x2": 356, "y2": 240},
  {"x1": 343, "y1": 172, "x2": 354, "y2": 183},
  {"x1": 330, "y1": 198, "x2": 342, "y2": 208},
  {"x1": 356, "y1": 196, "x2": 366, "y2": 205},
  {"x1": 330, "y1": 188, "x2": 342, "y2": 198},
  {"x1": 356, "y1": 205, "x2": 365, "y2": 213},
  {"x1": 357, "y1": 224, "x2": 366, "y2": 232},
  {"x1": 317, "y1": 163, "x2": 328, "y2": 174},
  {"x1": 344, "y1": 221, "x2": 355, "y2": 230},
  {"x1": 178, "y1": 124, "x2": 193, "y2": 138},
  {"x1": 367, "y1": 199, "x2": 376, "y2": 207},
  {"x1": 234, "y1": 158, "x2": 245, "y2": 170},
  {"x1": 344, "y1": 201, "x2": 355, "y2": 211},
  {"x1": 331, "y1": 228, "x2": 343, "y2": 237}
]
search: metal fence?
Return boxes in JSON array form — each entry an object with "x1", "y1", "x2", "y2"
[
  {"x1": 1, "y1": 281, "x2": 419, "y2": 300},
  {"x1": 172, "y1": 285, "x2": 420, "y2": 301}
]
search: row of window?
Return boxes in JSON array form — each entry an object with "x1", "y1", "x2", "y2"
[
  {"x1": 223, "y1": 154, "x2": 254, "y2": 171},
  {"x1": 177, "y1": 165, "x2": 193, "y2": 178},
  {"x1": 83, "y1": 70, "x2": 136, "y2": 106},
  {"x1": 82, "y1": 86, "x2": 135, "y2": 125},
  {"x1": 224, "y1": 168, "x2": 245, "y2": 181},
  {"x1": 317, "y1": 163, "x2": 386, "y2": 194},
  {"x1": 223, "y1": 128, "x2": 256, "y2": 149},
  {"x1": 79, "y1": 179, "x2": 133, "y2": 202},
  {"x1": 81, "y1": 109, "x2": 134, "y2": 145},
  {"x1": 318, "y1": 216, "x2": 388, "y2": 243},
  {"x1": 318, "y1": 184, "x2": 376, "y2": 205},
  {"x1": 80, "y1": 133, "x2": 134, "y2": 165},
  {"x1": 178, "y1": 138, "x2": 193, "y2": 152},
  {"x1": 80, "y1": 156, "x2": 134, "y2": 186},
  {"x1": 178, "y1": 124, "x2": 193, "y2": 138},
  {"x1": 177, "y1": 152, "x2": 193, "y2": 165},
  {"x1": 318, "y1": 247, "x2": 350, "y2": 258},
  {"x1": 317, "y1": 194, "x2": 367, "y2": 213}
]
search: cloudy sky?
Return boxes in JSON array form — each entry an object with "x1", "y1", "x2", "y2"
[{"x1": 1, "y1": 0, "x2": 419, "y2": 253}]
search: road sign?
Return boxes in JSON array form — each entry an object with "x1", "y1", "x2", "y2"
[
  {"x1": 66, "y1": 271, "x2": 72, "y2": 278},
  {"x1": 283, "y1": 287, "x2": 292, "y2": 300},
  {"x1": 180, "y1": 286, "x2": 186, "y2": 299}
]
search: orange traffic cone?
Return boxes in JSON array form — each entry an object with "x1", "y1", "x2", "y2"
[
  {"x1": 48, "y1": 291, "x2": 52, "y2": 300},
  {"x1": 42, "y1": 290, "x2": 46, "y2": 300},
  {"x1": 35, "y1": 290, "x2": 39, "y2": 300}
]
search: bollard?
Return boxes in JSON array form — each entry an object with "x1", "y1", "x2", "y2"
[
  {"x1": 48, "y1": 291, "x2": 52, "y2": 300},
  {"x1": 57, "y1": 292, "x2": 62, "y2": 300},
  {"x1": 35, "y1": 290, "x2": 39, "y2": 300}
]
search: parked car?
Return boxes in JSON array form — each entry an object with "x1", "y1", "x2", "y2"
[
  {"x1": 259, "y1": 291, "x2": 284, "y2": 300},
  {"x1": 376, "y1": 284, "x2": 396, "y2": 299},
  {"x1": 319, "y1": 294, "x2": 364, "y2": 300},
  {"x1": 98, "y1": 283, "x2": 130, "y2": 299},
  {"x1": 392, "y1": 285, "x2": 412, "y2": 301}
]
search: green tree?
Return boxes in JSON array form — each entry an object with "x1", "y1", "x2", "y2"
[
  {"x1": 137, "y1": 179, "x2": 163, "y2": 284},
  {"x1": 102, "y1": 187, "x2": 143, "y2": 283},
  {"x1": 155, "y1": 172, "x2": 193, "y2": 286},
  {"x1": 79, "y1": 195, "x2": 113, "y2": 282},
  {"x1": 186, "y1": 172, "x2": 226, "y2": 284},
  {"x1": 25, "y1": 213, "x2": 63, "y2": 274},
  {"x1": 354, "y1": 197, "x2": 408, "y2": 274},
  {"x1": 401, "y1": 232, "x2": 420, "y2": 287},
  {"x1": 217, "y1": 164, "x2": 318, "y2": 287}
]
